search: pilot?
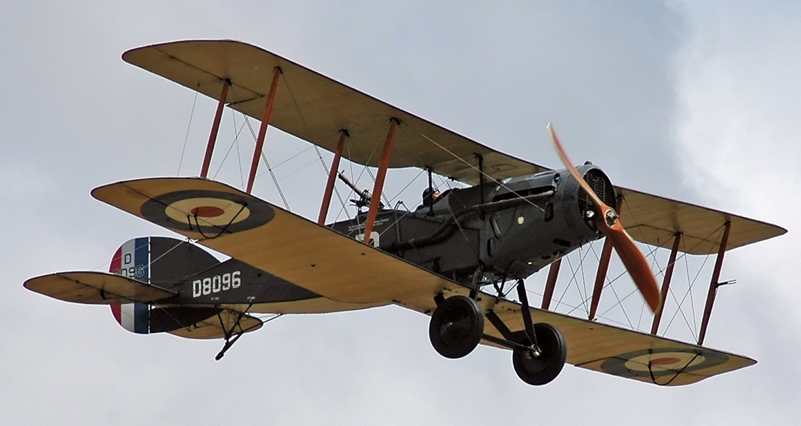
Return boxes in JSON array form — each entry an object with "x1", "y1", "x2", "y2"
[{"x1": 422, "y1": 187, "x2": 441, "y2": 207}]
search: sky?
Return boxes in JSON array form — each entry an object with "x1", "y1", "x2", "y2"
[{"x1": 2, "y1": 1, "x2": 800, "y2": 424}]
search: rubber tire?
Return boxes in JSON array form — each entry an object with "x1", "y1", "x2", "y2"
[
  {"x1": 512, "y1": 323, "x2": 567, "y2": 386},
  {"x1": 429, "y1": 295, "x2": 485, "y2": 359}
]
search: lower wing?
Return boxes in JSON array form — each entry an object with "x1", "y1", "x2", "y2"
[{"x1": 92, "y1": 176, "x2": 753, "y2": 385}]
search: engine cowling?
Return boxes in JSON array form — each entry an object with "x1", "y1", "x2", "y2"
[{"x1": 481, "y1": 164, "x2": 617, "y2": 278}]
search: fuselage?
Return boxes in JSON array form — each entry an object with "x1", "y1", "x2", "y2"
[{"x1": 330, "y1": 165, "x2": 617, "y2": 286}]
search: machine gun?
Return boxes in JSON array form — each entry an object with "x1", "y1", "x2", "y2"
[{"x1": 337, "y1": 171, "x2": 384, "y2": 211}]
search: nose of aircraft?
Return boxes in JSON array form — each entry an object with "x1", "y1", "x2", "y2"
[{"x1": 547, "y1": 124, "x2": 661, "y2": 313}]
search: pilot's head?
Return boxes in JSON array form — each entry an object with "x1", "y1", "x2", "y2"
[{"x1": 422, "y1": 188, "x2": 441, "y2": 206}]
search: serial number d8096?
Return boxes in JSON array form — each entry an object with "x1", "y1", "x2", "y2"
[{"x1": 192, "y1": 271, "x2": 241, "y2": 298}]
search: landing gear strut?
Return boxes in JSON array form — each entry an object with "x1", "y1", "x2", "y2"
[{"x1": 429, "y1": 295, "x2": 485, "y2": 359}]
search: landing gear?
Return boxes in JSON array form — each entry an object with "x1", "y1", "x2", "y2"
[
  {"x1": 429, "y1": 295, "x2": 485, "y2": 359},
  {"x1": 428, "y1": 280, "x2": 567, "y2": 385},
  {"x1": 511, "y1": 323, "x2": 567, "y2": 385}
]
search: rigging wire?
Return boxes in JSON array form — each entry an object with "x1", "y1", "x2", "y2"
[
  {"x1": 281, "y1": 72, "x2": 349, "y2": 220},
  {"x1": 524, "y1": 283, "x2": 637, "y2": 330},
  {"x1": 377, "y1": 204, "x2": 414, "y2": 238},
  {"x1": 388, "y1": 168, "x2": 427, "y2": 204},
  {"x1": 605, "y1": 273, "x2": 635, "y2": 328},
  {"x1": 560, "y1": 246, "x2": 594, "y2": 316},
  {"x1": 554, "y1": 212, "x2": 723, "y2": 333},
  {"x1": 211, "y1": 109, "x2": 249, "y2": 187},
  {"x1": 594, "y1": 239, "x2": 661, "y2": 329},
  {"x1": 665, "y1": 251, "x2": 711, "y2": 339},
  {"x1": 578, "y1": 245, "x2": 590, "y2": 314},
  {"x1": 332, "y1": 141, "x2": 381, "y2": 228},
  {"x1": 177, "y1": 85, "x2": 200, "y2": 176},
  {"x1": 585, "y1": 239, "x2": 634, "y2": 327},
  {"x1": 241, "y1": 117, "x2": 290, "y2": 211},
  {"x1": 256, "y1": 146, "x2": 313, "y2": 175},
  {"x1": 234, "y1": 114, "x2": 245, "y2": 188},
  {"x1": 276, "y1": 156, "x2": 328, "y2": 181},
  {"x1": 419, "y1": 133, "x2": 547, "y2": 212},
  {"x1": 311, "y1": 145, "x2": 348, "y2": 217},
  {"x1": 662, "y1": 224, "x2": 725, "y2": 339},
  {"x1": 365, "y1": 167, "x2": 392, "y2": 208}
]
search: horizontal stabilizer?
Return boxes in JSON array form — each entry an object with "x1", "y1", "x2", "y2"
[
  {"x1": 24, "y1": 271, "x2": 176, "y2": 305},
  {"x1": 168, "y1": 309, "x2": 262, "y2": 339}
]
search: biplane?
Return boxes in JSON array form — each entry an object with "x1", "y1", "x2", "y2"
[{"x1": 24, "y1": 40, "x2": 786, "y2": 386}]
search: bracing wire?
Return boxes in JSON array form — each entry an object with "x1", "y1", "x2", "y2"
[
  {"x1": 212, "y1": 109, "x2": 249, "y2": 187},
  {"x1": 241, "y1": 117, "x2": 290, "y2": 211},
  {"x1": 388, "y1": 168, "x2": 427, "y2": 204},
  {"x1": 177, "y1": 85, "x2": 200, "y2": 176},
  {"x1": 281, "y1": 72, "x2": 349, "y2": 219},
  {"x1": 419, "y1": 133, "x2": 546, "y2": 212}
]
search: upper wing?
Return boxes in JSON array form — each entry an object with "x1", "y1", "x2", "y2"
[
  {"x1": 122, "y1": 40, "x2": 547, "y2": 185},
  {"x1": 123, "y1": 40, "x2": 785, "y2": 254},
  {"x1": 618, "y1": 187, "x2": 786, "y2": 254},
  {"x1": 24, "y1": 271, "x2": 176, "y2": 304}
]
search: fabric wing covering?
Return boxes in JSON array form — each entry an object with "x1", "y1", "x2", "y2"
[
  {"x1": 93, "y1": 177, "x2": 755, "y2": 386},
  {"x1": 123, "y1": 39, "x2": 784, "y2": 255}
]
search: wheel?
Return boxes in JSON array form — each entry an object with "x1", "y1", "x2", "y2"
[
  {"x1": 511, "y1": 323, "x2": 567, "y2": 385},
  {"x1": 429, "y1": 295, "x2": 485, "y2": 359}
]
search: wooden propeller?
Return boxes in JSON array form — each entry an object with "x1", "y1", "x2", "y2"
[{"x1": 547, "y1": 124, "x2": 661, "y2": 313}]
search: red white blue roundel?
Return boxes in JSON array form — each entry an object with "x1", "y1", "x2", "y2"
[
  {"x1": 600, "y1": 347, "x2": 729, "y2": 379},
  {"x1": 140, "y1": 190, "x2": 275, "y2": 235}
]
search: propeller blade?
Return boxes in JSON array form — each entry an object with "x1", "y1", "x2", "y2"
[
  {"x1": 546, "y1": 124, "x2": 605, "y2": 209},
  {"x1": 601, "y1": 226, "x2": 662, "y2": 313},
  {"x1": 547, "y1": 124, "x2": 661, "y2": 313}
]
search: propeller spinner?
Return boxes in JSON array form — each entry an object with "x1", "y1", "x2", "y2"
[{"x1": 547, "y1": 124, "x2": 661, "y2": 313}]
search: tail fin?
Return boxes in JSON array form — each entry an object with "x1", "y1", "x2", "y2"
[{"x1": 109, "y1": 236, "x2": 220, "y2": 334}]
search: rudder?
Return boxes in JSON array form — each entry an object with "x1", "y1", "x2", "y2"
[{"x1": 109, "y1": 236, "x2": 220, "y2": 334}]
